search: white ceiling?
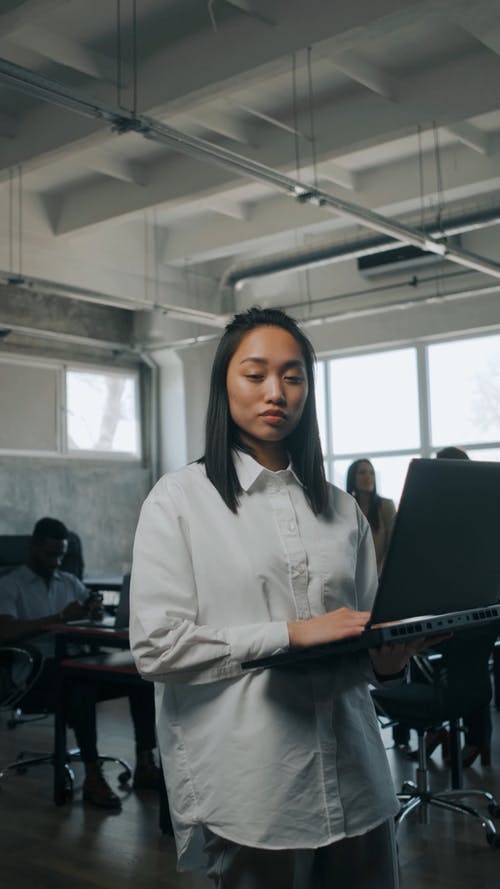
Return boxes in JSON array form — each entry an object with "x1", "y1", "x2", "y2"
[{"x1": 1, "y1": 0, "x2": 500, "y2": 351}]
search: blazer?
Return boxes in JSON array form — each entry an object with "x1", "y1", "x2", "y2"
[{"x1": 370, "y1": 497, "x2": 396, "y2": 576}]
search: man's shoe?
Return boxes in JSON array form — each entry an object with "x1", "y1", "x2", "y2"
[
  {"x1": 133, "y1": 754, "x2": 162, "y2": 790},
  {"x1": 83, "y1": 770, "x2": 121, "y2": 810}
]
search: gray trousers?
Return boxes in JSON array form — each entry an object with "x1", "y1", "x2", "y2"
[{"x1": 203, "y1": 819, "x2": 399, "y2": 889}]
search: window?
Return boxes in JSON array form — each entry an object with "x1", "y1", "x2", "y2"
[
  {"x1": 66, "y1": 368, "x2": 140, "y2": 456},
  {"x1": 328, "y1": 349, "x2": 419, "y2": 454},
  {"x1": 428, "y1": 334, "x2": 500, "y2": 448},
  {"x1": 0, "y1": 357, "x2": 141, "y2": 460},
  {"x1": 318, "y1": 331, "x2": 500, "y2": 504}
]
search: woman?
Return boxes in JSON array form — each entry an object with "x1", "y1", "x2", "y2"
[
  {"x1": 130, "y1": 307, "x2": 427, "y2": 889},
  {"x1": 346, "y1": 459, "x2": 396, "y2": 576}
]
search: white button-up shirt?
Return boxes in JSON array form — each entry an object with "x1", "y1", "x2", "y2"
[{"x1": 130, "y1": 452, "x2": 399, "y2": 871}]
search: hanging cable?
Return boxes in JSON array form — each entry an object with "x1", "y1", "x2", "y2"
[
  {"x1": 432, "y1": 121, "x2": 446, "y2": 238},
  {"x1": 207, "y1": 0, "x2": 218, "y2": 32},
  {"x1": 306, "y1": 45, "x2": 318, "y2": 190},
  {"x1": 116, "y1": 0, "x2": 123, "y2": 109},
  {"x1": 8, "y1": 167, "x2": 13, "y2": 275},
  {"x1": 292, "y1": 52, "x2": 301, "y2": 182},
  {"x1": 132, "y1": 0, "x2": 138, "y2": 116},
  {"x1": 17, "y1": 165, "x2": 23, "y2": 277},
  {"x1": 417, "y1": 124, "x2": 425, "y2": 234}
]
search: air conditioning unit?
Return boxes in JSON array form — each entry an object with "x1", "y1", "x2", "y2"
[{"x1": 357, "y1": 244, "x2": 444, "y2": 277}]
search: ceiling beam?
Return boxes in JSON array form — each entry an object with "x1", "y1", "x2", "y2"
[
  {"x1": 204, "y1": 197, "x2": 249, "y2": 220},
  {"x1": 83, "y1": 151, "x2": 147, "y2": 186},
  {"x1": 179, "y1": 108, "x2": 254, "y2": 146},
  {"x1": 0, "y1": 0, "x2": 69, "y2": 35},
  {"x1": 329, "y1": 50, "x2": 397, "y2": 100},
  {"x1": 7, "y1": 24, "x2": 118, "y2": 81},
  {"x1": 445, "y1": 122, "x2": 490, "y2": 155},
  {"x1": 318, "y1": 160, "x2": 357, "y2": 191}
]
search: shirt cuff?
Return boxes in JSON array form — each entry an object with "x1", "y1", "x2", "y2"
[{"x1": 224, "y1": 621, "x2": 290, "y2": 665}]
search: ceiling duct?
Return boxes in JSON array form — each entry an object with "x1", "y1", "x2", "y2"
[
  {"x1": 357, "y1": 244, "x2": 445, "y2": 277},
  {"x1": 221, "y1": 207, "x2": 500, "y2": 288}
]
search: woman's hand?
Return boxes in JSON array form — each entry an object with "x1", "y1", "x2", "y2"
[
  {"x1": 288, "y1": 607, "x2": 371, "y2": 649},
  {"x1": 369, "y1": 634, "x2": 451, "y2": 676}
]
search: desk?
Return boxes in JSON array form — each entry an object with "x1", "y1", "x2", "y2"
[
  {"x1": 53, "y1": 625, "x2": 137, "y2": 806},
  {"x1": 83, "y1": 576, "x2": 123, "y2": 593},
  {"x1": 52, "y1": 625, "x2": 172, "y2": 833}
]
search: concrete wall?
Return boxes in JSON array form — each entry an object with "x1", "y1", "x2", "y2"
[{"x1": 0, "y1": 457, "x2": 152, "y2": 577}]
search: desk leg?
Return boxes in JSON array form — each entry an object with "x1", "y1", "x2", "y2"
[
  {"x1": 54, "y1": 671, "x2": 68, "y2": 806},
  {"x1": 449, "y1": 720, "x2": 463, "y2": 790},
  {"x1": 493, "y1": 646, "x2": 500, "y2": 711}
]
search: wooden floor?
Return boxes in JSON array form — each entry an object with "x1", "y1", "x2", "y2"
[{"x1": 1, "y1": 699, "x2": 500, "y2": 888}]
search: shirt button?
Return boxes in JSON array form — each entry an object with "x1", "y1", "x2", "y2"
[{"x1": 288, "y1": 521, "x2": 296, "y2": 531}]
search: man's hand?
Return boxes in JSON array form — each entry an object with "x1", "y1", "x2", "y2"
[
  {"x1": 288, "y1": 607, "x2": 371, "y2": 649},
  {"x1": 59, "y1": 600, "x2": 88, "y2": 622}
]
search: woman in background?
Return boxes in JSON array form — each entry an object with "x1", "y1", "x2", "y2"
[{"x1": 346, "y1": 459, "x2": 396, "y2": 577}]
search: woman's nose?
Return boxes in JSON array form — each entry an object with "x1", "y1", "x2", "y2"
[{"x1": 266, "y1": 381, "x2": 285, "y2": 403}]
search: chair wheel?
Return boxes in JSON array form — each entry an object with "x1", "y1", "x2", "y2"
[
  {"x1": 118, "y1": 770, "x2": 131, "y2": 785},
  {"x1": 486, "y1": 832, "x2": 500, "y2": 848},
  {"x1": 488, "y1": 804, "x2": 500, "y2": 818}
]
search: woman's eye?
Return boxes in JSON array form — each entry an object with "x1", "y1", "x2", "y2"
[
  {"x1": 284, "y1": 376, "x2": 304, "y2": 384},
  {"x1": 245, "y1": 374, "x2": 263, "y2": 381}
]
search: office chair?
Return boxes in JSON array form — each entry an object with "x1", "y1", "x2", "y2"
[
  {"x1": 0, "y1": 645, "x2": 132, "y2": 795},
  {"x1": 372, "y1": 631, "x2": 500, "y2": 847},
  {"x1": 0, "y1": 532, "x2": 132, "y2": 796},
  {"x1": 0, "y1": 535, "x2": 31, "y2": 578}
]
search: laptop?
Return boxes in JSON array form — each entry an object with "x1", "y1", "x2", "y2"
[
  {"x1": 241, "y1": 458, "x2": 500, "y2": 671},
  {"x1": 67, "y1": 575, "x2": 130, "y2": 630}
]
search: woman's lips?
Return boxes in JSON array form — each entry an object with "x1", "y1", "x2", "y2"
[{"x1": 260, "y1": 411, "x2": 286, "y2": 424}]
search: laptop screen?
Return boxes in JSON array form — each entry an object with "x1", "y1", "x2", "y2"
[{"x1": 370, "y1": 458, "x2": 500, "y2": 624}]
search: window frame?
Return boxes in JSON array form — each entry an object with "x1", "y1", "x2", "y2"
[
  {"x1": 317, "y1": 328, "x2": 500, "y2": 499},
  {"x1": 64, "y1": 361, "x2": 142, "y2": 461},
  {"x1": 0, "y1": 354, "x2": 142, "y2": 462}
]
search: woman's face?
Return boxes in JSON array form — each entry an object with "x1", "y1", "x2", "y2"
[
  {"x1": 355, "y1": 461, "x2": 375, "y2": 493},
  {"x1": 226, "y1": 325, "x2": 308, "y2": 461}
]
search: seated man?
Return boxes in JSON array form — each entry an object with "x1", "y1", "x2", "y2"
[{"x1": 0, "y1": 517, "x2": 161, "y2": 810}]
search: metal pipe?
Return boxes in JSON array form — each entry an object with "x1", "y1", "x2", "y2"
[
  {"x1": 2, "y1": 57, "x2": 500, "y2": 284},
  {"x1": 221, "y1": 207, "x2": 500, "y2": 287},
  {"x1": 0, "y1": 271, "x2": 226, "y2": 327}
]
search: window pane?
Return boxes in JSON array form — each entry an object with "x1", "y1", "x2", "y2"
[
  {"x1": 328, "y1": 349, "x2": 419, "y2": 453},
  {"x1": 66, "y1": 369, "x2": 140, "y2": 455},
  {"x1": 315, "y1": 362, "x2": 327, "y2": 456},
  {"x1": 333, "y1": 454, "x2": 418, "y2": 506},
  {"x1": 468, "y1": 448, "x2": 500, "y2": 463},
  {"x1": 428, "y1": 334, "x2": 500, "y2": 447}
]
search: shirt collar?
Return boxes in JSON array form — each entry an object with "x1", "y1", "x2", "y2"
[
  {"x1": 22, "y1": 564, "x2": 61, "y2": 584},
  {"x1": 233, "y1": 449, "x2": 303, "y2": 492}
]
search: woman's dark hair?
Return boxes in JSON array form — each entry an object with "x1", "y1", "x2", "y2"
[
  {"x1": 345, "y1": 459, "x2": 381, "y2": 531},
  {"x1": 203, "y1": 306, "x2": 328, "y2": 514}
]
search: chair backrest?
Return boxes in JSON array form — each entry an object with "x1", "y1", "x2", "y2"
[
  {"x1": 0, "y1": 531, "x2": 84, "y2": 580},
  {"x1": 60, "y1": 530, "x2": 84, "y2": 579},
  {"x1": 114, "y1": 574, "x2": 130, "y2": 629},
  {"x1": 0, "y1": 535, "x2": 31, "y2": 578},
  {"x1": 433, "y1": 624, "x2": 498, "y2": 713}
]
